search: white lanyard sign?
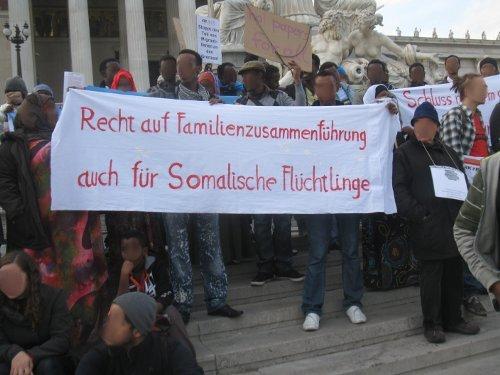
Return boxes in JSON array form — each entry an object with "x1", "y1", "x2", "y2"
[
  {"x1": 430, "y1": 166, "x2": 468, "y2": 201},
  {"x1": 51, "y1": 90, "x2": 400, "y2": 214}
]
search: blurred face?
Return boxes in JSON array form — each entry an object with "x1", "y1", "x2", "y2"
[
  {"x1": 117, "y1": 76, "x2": 133, "y2": 92},
  {"x1": 242, "y1": 70, "x2": 264, "y2": 93},
  {"x1": 410, "y1": 65, "x2": 426, "y2": 84},
  {"x1": 160, "y1": 59, "x2": 177, "y2": 82},
  {"x1": 105, "y1": 62, "x2": 120, "y2": 86},
  {"x1": 266, "y1": 70, "x2": 280, "y2": 90},
  {"x1": 5, "y1": 91, "x2": 24, "y2": 106},
  {"x1": 480, "y1": 63, "x2": 499, "y2": 78},
  {"x1": 40, "y1": 96, "x2": 57, "y2": 128},
  {"x1": 465, "y1": 76, "x2": 488, "y2": 105},
  {"x1": 314, "y1": 75, "x2": 338, "y2": 104},
  {"x1": 177, "y1": 53, "x2": 201, "y2": 84},
  {"x1": 445, "y1": 57, "x2": 460, "y2": 77},
  {"x1": 102, "y1": 304, "x2": 137, "y2": 347},
  {"x1": 367, "y1": 63, "x2": 385, "y2": 84},
  {"x1": 375, "y1": 90, "x2": 389, "y2": 99},
  {"x1": 121, "y1": 237, "x2": 147, "y2": 267},
  {"x1": 414, "y1": 117, "x2": 438, "y2": 143},
  {"x1": 221, "y1": 65, "x2": 237, "y2": 85},
  {"x1": 0, "y1": 264, "x2": 27, "y2": 299}
]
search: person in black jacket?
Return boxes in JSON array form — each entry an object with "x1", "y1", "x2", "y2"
[
  {"x1": 115, "y1": 230, "x2": 173, "y2": 313},
  {"x1": 0, "y1": 251, "x2": 73, "y2": 375},
  {"x1": 393, "y1": 102, "x2": 480, "y2": 344},
  {"x1": 490, "y1": 102, "x2": 500, "y2": 153},
  {"x1": 76, "y1": 292, "x2": 203, "y2": 375}
]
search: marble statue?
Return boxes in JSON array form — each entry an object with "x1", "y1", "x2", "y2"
[
  {"x1": 497, "y1": 32, "x2": 500, "y2": 41},
  {"x1": 465, "y1": 30, "x2": 470, "y2": 40},
  {"x1": 271, "y1": 0, "x2": 319, "y2": 27},
  {"x1": 414, "y1": 28, "x2": 420, "y2": 37},
  {"x1": 432, "y1": 28, "x2": 438, "y2": 38},
  {"x1": 482, "y1": 31, "x2": 487, "y2": 40},
  {"x1": 396, "y1": 27, "x2": 401, "y2": 37},
  {"x1": 449, "y1": 29, "x2": 454, "y2": 39}
]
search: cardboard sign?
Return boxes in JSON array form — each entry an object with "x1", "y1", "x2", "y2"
[
  {"x1": 243, "y1": 5, "x2": 312, "y2": 72},
  {"x1": 51, "y1": 90, "x2": 400, "y2": 214},
  {"x1": 430, "y1": 166, "x2": 468, "y2": 201},
  {"x1": 63, "y1": 71, "x2": 85, "y2": 102},
  {"x1": 196, "y1": 15, "x2": 222, "y2": 65}
]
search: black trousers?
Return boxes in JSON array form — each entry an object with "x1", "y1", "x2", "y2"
[
  {"x1": 419, "y1": 256, "x2": 463, "y2": 329},
  {"x1": 0, "y1": 356, "x2": 72, "y2": 375}
]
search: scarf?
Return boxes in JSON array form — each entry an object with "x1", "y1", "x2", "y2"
[
  {"x1": 177, "y1": 82, "x2": 210, "y2": 101},
  {"x1": 111, "y1": 69, "x2": 137, "y2": 92}
]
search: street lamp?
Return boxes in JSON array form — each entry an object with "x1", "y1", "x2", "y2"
[{"x1": 3, "y1": 22, "x2": 30, "y2": 77}]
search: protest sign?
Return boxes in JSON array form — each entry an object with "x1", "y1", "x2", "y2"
[
  {"x1": 51, "y1": 90, "x2": 399, "y2": 214},
  {"x1": 243, "y1": 5, "x2": 312, "y2": 72},
  {"x1": 463, "y1": 155, "x2": 483, "y2": 183},
  {"x1": 196, "y1": 15, "x2": 222, "y2": 65},
  {"x1": 63, "y1": 71, "x2": 85, "y2": 102},
  {"x1": 391, "y1": 75, "x2": 500, "y2": 136}
]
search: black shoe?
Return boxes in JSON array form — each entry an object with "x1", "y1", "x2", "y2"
[
  {"x1": 424, "y1": 326, "x2": 446, "y2": 344},
  {"x1": 276, "y1": 269, "x2": 305, "y2": 282},
  {"x1": 463, "y1": 296, "x2": 487, "y2": 317},
  {"x1": 208, "y1": 304, "x2": 243, "y2": 318},
  {"x1": 445, "y1": 320, "x2": 480, "y2": 335},
  {"x1": 251, "y1": 272, "x2": 275, "y2": 286}
]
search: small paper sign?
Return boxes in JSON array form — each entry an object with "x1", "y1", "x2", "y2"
[{"x1": 430, "y1": 166, "x2": 468, "y2": 201}]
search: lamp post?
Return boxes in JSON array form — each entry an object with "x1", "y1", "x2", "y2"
[{"x1": 3, "y1": 22, "x2": 30, "y2": 78}]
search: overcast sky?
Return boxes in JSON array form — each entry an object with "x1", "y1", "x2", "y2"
[{"x1": 376, "y1": 0, "x2": 499, "y2": 39}]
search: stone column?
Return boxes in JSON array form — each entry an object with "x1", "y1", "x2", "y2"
[
  {"x1": 7, "y1": 0, "x2": 36, "y2": 90},
  {"x1": 67, "y1": 0, "x2": 93, "y2": 85},
  {"x1": 123, "y1": 0, "x2": 149, "y2": 91},
  {"x1": 178, "y1": 0, "x2": 197, "y2": 50},
  {"x1": 166, "y1": 0, "x2": 180, "y2": 56},
  {"x1": 117, "y1": 0, "x2": 128, "y2": 69}
]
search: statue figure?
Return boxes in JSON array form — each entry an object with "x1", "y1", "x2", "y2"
[
  {"x1": 497, "y1": 32, "x2": 500, "y2": 41},
  {"x1": 414, "y1": 28, "x2": 420, "y2": 37},
  {"x1": 396, "y1": 27, "x2": 401, "y2": 37},
  {"x1": 314, "y1": 0, "x2": 377, "y2": 16},
  {"x1": 482, "y1": 31, "x2": 487, "y2": 40},
  {"x1": 449, "y1": 29, "x2": 454, "y2": 39},
  {"x1": 311, "y1": 9, "x2": 352, "y2": 65},
  {"x1": 271, "y1": 0, "x2": 320, "y2": 27},
  {"x1": 465, "y1": 30, "x2": 470, "y2": 40},
  {"x1": 432, "y1": 27, "x2": 438, "y2": 38}
]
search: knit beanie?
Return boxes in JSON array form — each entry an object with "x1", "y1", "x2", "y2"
[
  {"x1": 113, "y1": 292, "x2": 157, "y2": 335},
  {"x1": 5, "y1": 76, "x2": 28, "y2": 97},
  {"x1": 411, "y1": 101, "x2": 440, "y2": 127}
]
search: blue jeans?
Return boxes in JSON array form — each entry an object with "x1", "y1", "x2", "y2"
[
  {"x1": 163, "y1": 213, "x2": 228, "y2": 314},
  {"x1": 463, "y1": 260, "x2": 487, "y2": 297},
  {"x1": 302, "y1": 214, "x2": 364, "y2": 316},
  {"x1": 253, "y1": 214, "x2": 293, "y2": 274}
]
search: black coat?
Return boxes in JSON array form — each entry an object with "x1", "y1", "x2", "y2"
[
  {"x1": 0, "y1": 132, "x2": 50, "y2": 250},
  {"x1": 76, "y1": 333, "x2": 204, "y2": 375},
  {"x1": 392, "y1": 138, "x2": 465, "y2": 260},
  {"x1": 0, "y1": 285, "x2": 72, "y2": 365}
]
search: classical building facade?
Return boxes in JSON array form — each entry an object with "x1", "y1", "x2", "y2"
[{"x1": 1, "y1": 0, "x2": 499, "y2": 100}]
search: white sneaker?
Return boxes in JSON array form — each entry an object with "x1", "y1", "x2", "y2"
[
  {"x1": 303, "y1": 313, "x2": 320, "y2": 331},
  {"x1": 346, "y1": 306, "x2": 367, "y2": 324}
]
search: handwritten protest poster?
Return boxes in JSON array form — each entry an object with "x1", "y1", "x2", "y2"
[
  {"x1": 391, "y1": 75, "x2": 500, "y2": 136},
  {"x1": 51, "y1": 90, "x2": 399, "y2": 214},
  {"x1": 244, "y1": 5, "x2": 312, "y2": 72},
  {"x1": 196, "y1": 15, "x2": 222, "y2": 65},
  {"x1": 63, "y1": 71, "x2": 85, "y2": 102}
]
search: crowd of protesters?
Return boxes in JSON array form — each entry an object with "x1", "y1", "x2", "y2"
[{"x1": 0, "y1": 48, "x2": 499, "y2": 373}]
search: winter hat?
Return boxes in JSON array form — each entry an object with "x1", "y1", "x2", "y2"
[
  {"x1": 5, "y1": 76, "x2": 28, "y2": 97},
  {"x1": 33, "y1": 84, "x2": 54, "y2": 98},
  {"x1": 411, "y1": 101, "x2": 440, "y2": 127},
  {"x1": 113, "y1": 292, "x2": 157, "y2": 335}
]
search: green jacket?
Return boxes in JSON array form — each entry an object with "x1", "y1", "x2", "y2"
[{"x1": 454, "y1": 153, "x2": 500, "y2": 298}]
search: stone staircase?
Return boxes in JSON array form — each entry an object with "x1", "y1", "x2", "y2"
[{"x1": 189, "y1": 247, "x2": 500, "y2": 374}]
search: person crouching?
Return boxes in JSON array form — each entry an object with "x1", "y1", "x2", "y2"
[{"x1": 392, "y1": 102, "x2": 480, "y2": 343}]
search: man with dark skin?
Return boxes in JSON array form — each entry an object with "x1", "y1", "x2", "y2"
[
  {"x1": 366, "y1": 59, "x2": 394, "y2": 89},
  {"x1": 149, "y1": 55, "x2": 177, "y2": 98},
  {"x1": 439, "y1": 55, "x2": 461, "y2": 84},
  {"x1": 104, "y1": 60, "x2": 121, "y2": 87},
  {"x1": 479, "y1": 57, "x2": 499, "y2": 78},
  {"x1": 409, "y1": 63, "x2": 427, "y2": 87}
]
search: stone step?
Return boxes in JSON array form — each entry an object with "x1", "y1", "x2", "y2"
[
  {"x1": 418, "y1": 348, "x2": 500, "y2": 374},
  {"x1": 192, "y1": 257, "x2": 342, "y2": 310},
  {"x1": 252, "y1": 310, "x2": 500, "y2": 375},
  {"x1": 194, "y1": 293, "x2": 424, "y2": 374},
  {"x1": 189, "y1": 284, "x2": 420, "y2": 339}
]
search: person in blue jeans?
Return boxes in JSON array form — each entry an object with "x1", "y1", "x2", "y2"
[
  {"x1": 302, "y1": 70, "x2": 398, "y2": 331},
  {"x1": 163, "y1": 49, "x2": 243, "y2": 323}
]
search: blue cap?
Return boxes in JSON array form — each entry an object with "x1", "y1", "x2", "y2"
[
  {"x1": 337, "y1": 66, "x2": 347, "y2": 76},
  {"x1": 33, "y1": 84, "x2": 54, "y2": 98},
  {"x1": 411, "y1": 101, "x2": 440, "y2": 127}
]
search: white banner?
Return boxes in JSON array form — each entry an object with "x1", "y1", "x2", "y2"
[
  {"x1": 51, "y1": 90, "x2": 399, "y2": 214},
  {"x1": 391, "y1": 75, "x2": 500, "y2": 133}
]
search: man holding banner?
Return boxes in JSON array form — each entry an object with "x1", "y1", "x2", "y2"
[{"x1": 440, "y1": 73, "x2": 490, "y2": 316}]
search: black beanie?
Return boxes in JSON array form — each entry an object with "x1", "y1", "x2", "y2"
[{"x1": 5, "y1": 76, "x2": 28, "y2": 97}]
